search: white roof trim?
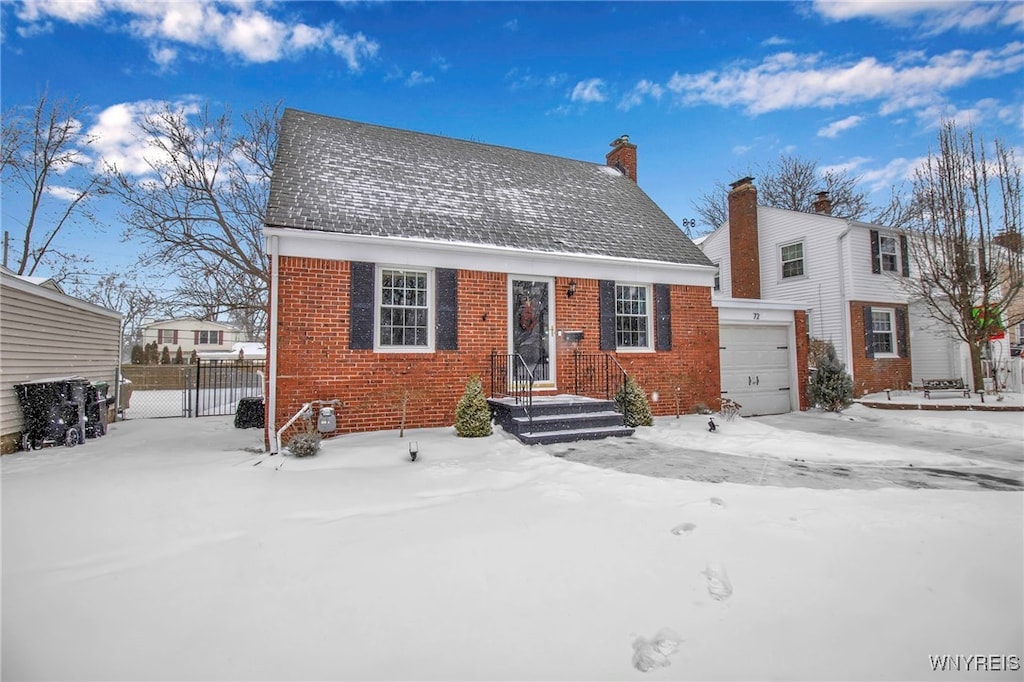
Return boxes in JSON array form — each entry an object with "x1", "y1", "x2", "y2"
[
  {"x1": 265, "y1": 227, "x2": 716, "y2": 287},
  {"x1": 0, "y1": 270, "x2": 122, "y2": 320}
]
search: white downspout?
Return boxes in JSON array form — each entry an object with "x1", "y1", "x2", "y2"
[
  {"x1": 837, "y1": 223, "x2": 854, "y2": 375},
  {"x1": 268, "y1": 234, "x2": 280, "y2": 453}
]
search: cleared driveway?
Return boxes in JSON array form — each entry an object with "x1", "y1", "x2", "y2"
[{"x1": 542, "y1": 411, "x2": 1023, "y2": 492}]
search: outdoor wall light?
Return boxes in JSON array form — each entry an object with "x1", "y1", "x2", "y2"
[
  {"x1": 409, "y1": 441, "x2": 419, "y2": 462},
  {"x1": 566, "y1": 280, "x2": 577, "y2": 298}
]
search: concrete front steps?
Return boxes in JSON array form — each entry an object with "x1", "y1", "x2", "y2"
[{"x1": 488, "y1": 395, "x2": 634, "y2": 445}]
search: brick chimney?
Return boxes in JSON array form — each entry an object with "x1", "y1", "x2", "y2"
[
  {"x1": 606, "y1": 134, "x2": 637, "y2": 183},
  {"x1": 728, "y1": 176, "x2": 761, "y2": 299},
  {"x1": 812, "y1": 190, "x2": 832, "y2": 215},
  {"x1": 993, "y1": 230, "x2": 1022, "y2": 253}
]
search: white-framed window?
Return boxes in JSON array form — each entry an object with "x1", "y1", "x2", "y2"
[
  {"x1": 376, "y1": 267, "x2": 433, "y2": 351},
  {"x1": 879, "y1": 235, "x2": 899, "y2": 272},
  {"x1": 780, "y1": 241, "x2": 805, "y2": 279},
  {"x1": 713, "y1": 265, "x2": 720, "y2": 291},
  {"x1": 197, "y1": 330, "x2": 220, "y2": 345},
  {"x1": 615, "y1": 283, "x2": 652, "y2": 350},
  {"x1": 870, "y1": 308, "x2": 896, "y2": 356}
]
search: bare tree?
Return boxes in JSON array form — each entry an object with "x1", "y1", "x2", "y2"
[
  {"x1": 692, "y1": 154, "x2": 876, "y2": 231},
  {"x1": 902, "y1": 121, "x2": 1022, "y2": 390},
  {"x1": 68, "y1": 271, "x2": 169, "y2": 360},
  {"x1": 1, "y1": 92, "x2": 101, "y2": 276},
  {"x1": 102, "y1": 101, "x2": 280, "y2": 339}
]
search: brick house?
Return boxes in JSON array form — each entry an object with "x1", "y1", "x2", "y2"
[
  {"x1": 699, "y1": 177, "x2": 968, "y2": 396},
  {"x1": 263, "y1": 109, "x2": 735, "y2": 443}
]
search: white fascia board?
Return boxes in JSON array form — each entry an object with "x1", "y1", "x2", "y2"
[
  {"x1": 714, "y1": 297, "x2": 808, "y2": 325},
  {"x1": 265, "y1": 227, "x2": 716, "y2": 288},
  {"x1": 1, "y1": 272, "x2": 122, "y2": 321}
]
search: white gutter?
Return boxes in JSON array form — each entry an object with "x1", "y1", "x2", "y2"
[
  {"x1": 267, "y1": 234, "x2": 280, "y2": 453},
  {"x1": 837, "y1": 222, "x2": 854, "y2": 374}
]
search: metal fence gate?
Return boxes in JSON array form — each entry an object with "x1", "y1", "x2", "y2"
[{"x1": 184, "y1": 359, "x2": 266, "y2": 417}]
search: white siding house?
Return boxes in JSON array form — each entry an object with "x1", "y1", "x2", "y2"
[
  {"x1": 699, "y1": 179, "x2": 967, "y2": 395},
  {"x1": 1, "y1": 266, "x2": 122, "y2": 453},
  {"x1": 139, "y1": 317, "x2": 246, "y2": 356}
]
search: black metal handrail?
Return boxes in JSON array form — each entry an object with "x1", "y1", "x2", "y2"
[
  {"x1": 572, "y1": 351, "x2": 630, "y2": 424},
  {"x1": 489, "y1": 352, "x2": 535, "y2": 417}
]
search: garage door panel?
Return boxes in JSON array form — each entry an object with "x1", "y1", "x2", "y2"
[{"x1": 719, "y1": 324, "x2": 793, "y2": 417}]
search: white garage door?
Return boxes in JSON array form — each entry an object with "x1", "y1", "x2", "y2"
[{"x1": 719, "y1": 324, "x2": 793, "y2": 417}]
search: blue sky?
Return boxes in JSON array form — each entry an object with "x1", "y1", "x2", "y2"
[{"x1": 1, "y1": 0, "x2": 1022, "y2": 283}]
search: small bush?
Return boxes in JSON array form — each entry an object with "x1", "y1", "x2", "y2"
[
  {"x1": 287, "y1": 432, "x2": 321, "y2": 457},
  {"x1": 808, "y1": 341, "x2": 853, "y2": 412},
  {"x1": 455, "y1": 375, "x2": 492, "y2": 437},
  {"x1": 615, "y1": 376, "x2": 654, "y2": 427}
]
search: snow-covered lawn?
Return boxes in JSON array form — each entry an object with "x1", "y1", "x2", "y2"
[{"x1": 2, "y1": 410, "x2": 1022, "y2": 681}]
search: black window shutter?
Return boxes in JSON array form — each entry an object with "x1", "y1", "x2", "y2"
[
  {"x1": 435, "y1": 268, "x2": 458, "y2": 350},
  {"x1": 599, "y1": 280, "x2": 616, "y2": 351},
  {"x1": 350, "y1": 261, "x2": 375, "y2": 350},
  {"x1": 654, "y1": 283, "x2": 672, "y2": 351},
  {"x1": 870, "y1": 230, "x2": 881, "y2": 274},
  {"x1": 895, "y1": 307, "x2": 909, "y2": 358},
  {"x1": 863, "y1": 305, "x2": 875, "y2": 358},
  {"x1": 900, "y1": 235, "x2": 910, "y2": 277}
]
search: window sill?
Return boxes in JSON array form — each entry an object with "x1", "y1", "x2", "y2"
[
  {"x1": 616, "y1": 347, "x2": 655, "y2": 354},
  {"x1": 873, "y1": 352, "x2": 900, "y2": 360},
  {"x1": 373, "y1": 346, "x2": 434, "y2": 354}
]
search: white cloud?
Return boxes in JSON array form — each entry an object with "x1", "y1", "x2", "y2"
[
  {"x1": 811, "y1": 0, "x2": 1021, "y2": 35},
  {"x1": 405, "y1": 71, "x2": 434, "y2": 87},
  {"x1": 818, "y1": 114, "x2": 865, "y2": 138},
  {"x1": 859, "y1": 155, "x2": 928, "y2": 192},
  {"x1": 16, "y1": 0, "x2": 104, "y2": 24},
  {"x1": 665, "y1": 43, "x2": 1024, "y2": 116},
  {"x1": 819, "y1": 156, "x2": 871, "y2": 176},
  {"x1": 149, "y1": 45, "x2": 177, "y2": 68},
  {"x1": 761, "y1": 35, "x2": 791, "y2": 46},
  {"x1": 13, "y1": 1, "x2": 380, "y2": 69},
  {"x1": 504, "y1": 18, "x2": 519, "y2": 31},
  {"x1": 618, "y1": 79, "x2": 664, "y2": 111},
  {"x1": 570, "y1": 78, "x2": 607, "y2": 104},
  {"x1": 87, "y1": 98, "x2": 201, "y2": 177},
  {"x1": 44, "y1": 184, "x2": 84, "y2": 201},
  {"x1": 330, "y1": 32, "x2": 378, "y2": 70}
]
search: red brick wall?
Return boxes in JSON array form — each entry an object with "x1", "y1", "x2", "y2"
[
  {"x1": 794, "y1": 309, "x2": 810, "y2": 410},
  {"x1": 727, "y1": 180, "x2": 761, "y2": 299},
  {"x1": 269, "y1": 259, "x2": 724, "y2": 441},
  {"x1": 552, "y1": 277, "x2": 722, "y2": 415},
  {"x1": 849, "y1": 301, "x2": 912, "y2": 396}
]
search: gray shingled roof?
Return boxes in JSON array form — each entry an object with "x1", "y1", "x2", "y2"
[{"x1": 266, "y1": 109, "x2": 711, "y2": 267}]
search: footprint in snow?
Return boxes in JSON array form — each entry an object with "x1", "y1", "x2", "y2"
[
  {"x1": 710, "y1": 497, "x2": 726, "y2": 508},
  {"x1": 704, "y1": 560, "x2": 733, "y2": 601},
  {"x1": 631, "y1": 628, "x2": 683, "y2": 672},
  {"x1": 670, "y1": 522, "x2": 696, "y2": 536}
]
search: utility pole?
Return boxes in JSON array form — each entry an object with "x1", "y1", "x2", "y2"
[{"x1": 2, "y1": 231, "x2": 8, "y2": 268}]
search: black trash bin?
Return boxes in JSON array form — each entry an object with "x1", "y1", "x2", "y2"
[
  {"x1": 15, "y1": 377, "x2": 89, "y2": 450},
  {"x1": 234, "y1": 396, "x2": 265, "y2": 429},
  {"x1": 85, "y1": 382, "x2": 110, "y2": 438}
]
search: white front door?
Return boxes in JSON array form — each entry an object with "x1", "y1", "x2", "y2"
[
  {"x1": 509, "y1": 277, "x2": 555, "y2": 387},
  {"x1": 719, "y1": 324, "x2": 793, "y2": 416}
]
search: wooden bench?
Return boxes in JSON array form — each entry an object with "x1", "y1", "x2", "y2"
[{"x1": 920, "y1": 378, "x2": 971, "y2": 399}]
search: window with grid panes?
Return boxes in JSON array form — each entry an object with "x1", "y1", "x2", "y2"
[
  {"x1": 615, "y1": 284, "x2": 651, "y2": 349},
  {"x1": 781, "y1": 242, "x2": 804, "y2": 278},
  {"x1": 379, "y1": 269, "x2": 430, "y2": 347}
]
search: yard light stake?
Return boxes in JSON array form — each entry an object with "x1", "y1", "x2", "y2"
[{"x1": 409, "y1": 441, "x2": 418, "y2": 462}]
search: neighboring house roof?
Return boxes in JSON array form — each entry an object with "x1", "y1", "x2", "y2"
[
  {"x1": 0, "y1": 264, "x2": 65, "y2": 293},
  {"x1": 266, "y1": 108, "x2": 711, "y2": 268},
  {"x1": 142, "y1": 317, "x2": 241, "y2": 331}
]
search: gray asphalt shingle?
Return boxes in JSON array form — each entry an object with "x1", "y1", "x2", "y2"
[{"x1": 266, "y1": 109, "x2": 712, "y2": 267}]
